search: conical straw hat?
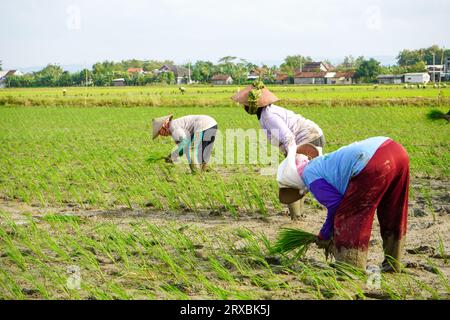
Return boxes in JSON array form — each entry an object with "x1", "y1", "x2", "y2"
[
  {"x1": 231, "y1": 85, "x2": 279, "y2": 107},
  {"x1": 152, "y1": 114, "x2": 173, "y2": 139}
]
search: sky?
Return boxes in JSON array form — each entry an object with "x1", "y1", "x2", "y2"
[{"x1": 1, "y1": 0, "x2": 449, "y2": 71}]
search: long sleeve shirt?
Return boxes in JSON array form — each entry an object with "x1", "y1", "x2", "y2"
[
  {"x1": 169, "y1": 115, "x2": 217, "y2": 160},
  {"x1": 259, "y1": 104, "x2": 323, "y2": 155},
  {"x1": 301, "y1": 136, "x2": 390, "y2": 240}
]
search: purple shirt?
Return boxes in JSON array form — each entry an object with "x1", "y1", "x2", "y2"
[{"x1": 259, "y1": 105, "x2": 323, "y2": 155}]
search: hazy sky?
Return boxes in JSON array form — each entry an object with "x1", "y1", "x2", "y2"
[{"x1": 1, "y1": 0, "x2": 449, "y2": 69}]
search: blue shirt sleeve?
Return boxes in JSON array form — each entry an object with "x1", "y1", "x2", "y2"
[{"x1": 309, "y1": 178, "x2": 343, "y2": 240}]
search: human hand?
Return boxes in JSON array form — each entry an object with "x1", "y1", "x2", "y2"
[
  {"x1": 164, "y1": 155, "x2": 173, "y2": 163},
  {"x1": 315, "y1": 236, "x2": 335, "y2": 260}
]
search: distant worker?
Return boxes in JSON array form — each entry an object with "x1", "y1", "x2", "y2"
[
  {"x1": 152, "y1": 114, "x2": 218, "y2": 173},
  {"x1": 277, "y1": 137, "x2": 410, "y2": 272},
  {"x1": 232, "y1": 80, "x2": 325, "y2": 220}
]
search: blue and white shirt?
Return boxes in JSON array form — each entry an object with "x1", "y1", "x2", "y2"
[{"x1": 301, "y1": 136, "x2": 390, "y2": 239}]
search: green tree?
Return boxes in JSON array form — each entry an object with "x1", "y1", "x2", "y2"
[
  {"x1": 280, "y1": 55, "x2": 312, "y2": 75},
  {"x1": 231, "y1": 62, "x2": 248, "y2": 84},
  {"x1": 142, "y1": 60, "x2": 174, "y2": 72},
  {"x1": 355, "y1": 58, "x2": 381, "y2": 83},
  {"x1": 120, "y1": 59, "x2": 144, "y2": 70},
  {"x1": 0, "y1": 60, "x2": 2, "y2": 71},
  {"x1": 218, "y1": 56, "x2": 237, "y2": 64},
  {"x1": 143, "y1": 72, "x2": 156, "y2": 84},
  {"x1": 397, "y1": 49, "x2": 423, "y2": 66},
  {"x1": 74, "y1": 69, "x2": 92, "y2": 86},
  {"x1": 155, "y1": 71, "x2": 175, "y2": 84},
  {"x1": 7, "y1": 74, "x2": 34, "y2": 87},
  {"x1": 406, "y1": 61, "x2": 427, "y2": 73},
  {"x1": 216, "y1": 56, "x2": 237, "y2": 77},
  {"x1": 191, "y1": 60, "x2": 214, "y2": 83},
  {"x1": 59, "y1": 71, "x2": 73, "y2": 86},
  {"x1": 397, "y1": 45, "x2": 450, "y2": 66},
  {"x1": 215, "y1": 57, "x2": 254, "y2": 84},
  {"x1": 421, "y1": 45, "x2": 450, "y2": 65},
  {"x1": 92, "y1": 60, "x2": 122, "y2": 75},
  {"x1": 33, "y1": 64, "x2": 64, "y2": 87},
  {"x1": 336, "y1": 55, "x2": 365, "y2": 71}
]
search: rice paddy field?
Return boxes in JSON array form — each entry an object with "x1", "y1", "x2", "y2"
[{"x1": 0, "y1": 84, "x2": 449, "y2": 300}]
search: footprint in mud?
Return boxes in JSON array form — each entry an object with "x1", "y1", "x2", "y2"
[
  {"x1": 412, "y1": 208, "x2": 428, "y2": 217},
  {"x1": 264, "y1": 256, "x2": 282, "y2": 266},
  {"x1": 22, "y1": 288, "x2": 39, "y2": 296},
  {"x1": 362, "y1": 291, "x2": 391, "y2": 300},
  {"x1": 406, "y1": 245, "x2": 435, "y2": 255}
]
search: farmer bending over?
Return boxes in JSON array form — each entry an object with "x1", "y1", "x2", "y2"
[
  {"x1": 232, "y1": 80, "x2": 325, "y2": 220},
  {"x1": 277, "y1": 137, "x2": 410, "y2": 272},
  {"x1": 152, "y1": 114, "x2": 218, "y2": 173}
]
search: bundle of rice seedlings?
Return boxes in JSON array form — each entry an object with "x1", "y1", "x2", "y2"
[
  {"x1": 146, "y1": 152, "x2": 168, "y2": 163},
  {"x1": 272, "y1": 228, "x2": 316, "y2": 258},
  {"x1": 426, "y1": 109, "x2": 450, "y2": 122}
]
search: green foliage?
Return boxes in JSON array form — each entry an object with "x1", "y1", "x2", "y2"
[
  {"x1": 6, "y1": 46, "x2": 446, "y2": 88},
  {"x1": 397, "y1": 45, "x2": 450, "y2": 66},
  {"x1": 355, "y1": 58, "x2": 382, "y2": 83},
  {"x1": 335, "y1": 55, "x2": 364, "y2": 71},
  {"x1": 247, "y1": 80, "x2": 265, "y2": 113},
  {"x1": 280, "y1": 55, "x2": 313, "y2": 76},
  {"x1": 191, "y1": 60, "x2": 214, "y2": 82},
  {"x1": 272, "y1": 228, "x2": 316, "y2": 256}
]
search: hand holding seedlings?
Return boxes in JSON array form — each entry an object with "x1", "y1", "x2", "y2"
[
  {"x1": 164, "y1": 154, "x2": 173, "y2": 163},
  {"x1": 315, "y1": 236, "x2": 334, "y2": 260},
  {"x1": 277, "y1": 137, "x2": 410, "y2": 271},
  {"x1": 152, "y1": 114, "x2": 218, "y2": 172}
]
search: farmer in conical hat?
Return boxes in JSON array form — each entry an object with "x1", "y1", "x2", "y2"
[
  {"x1": 277, "y1": 137, "x2": 410, "y2": 272},
  {"x1": 232, "y1": 80, "x2": 325, "y2": 220},
  {"x1": 152, "y1": 114, "x2": 218, "y2": 173}
]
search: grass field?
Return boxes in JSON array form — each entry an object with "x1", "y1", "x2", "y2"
[
  {"x1": 0, "y1": 85, "x2": 449, "y2": 300},
  {"x1": 1, "y1": 84, "x2": 449, "y2": 108}
]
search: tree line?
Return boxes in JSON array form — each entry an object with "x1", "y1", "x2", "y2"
[{"x1": 3, "y1": 45, "x2": 448, "y2": 87}]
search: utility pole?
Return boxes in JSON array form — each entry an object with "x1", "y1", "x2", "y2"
[
  {"x1": 188, "y1": 62, "x2": 192, "y2": 84},
  {"x1": 432, "y1": 53, "x2": 436, "y2": 83}
]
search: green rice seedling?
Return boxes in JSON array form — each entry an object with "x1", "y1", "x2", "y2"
[
  {"x1": 423, "y1": 258, "x2": 450, "y2": 294},
  {"x1": 249, "y1": 181, "x2": 268, "y2": 216},
  {"x1": 272, "y1": 228, "x2": 317, "y2": 259},
  {"x1": 208, "y1": 257, "x2": 235, "y2": 283},
  {"x1": 437, "y1": 233, "x2": 448, "y2": 264},
  {"x1": 42, "y1": 214, "x2": 81, "y2": 224},
  {"x1": 0, "y1": 268, "x2": 25, "y2": 299},
  {"x1": 159, "y1": 281, "x2": 190, "y2": 299},
  {"x1": 193, "y1": 273, "x2": 231, "y2": 299}
]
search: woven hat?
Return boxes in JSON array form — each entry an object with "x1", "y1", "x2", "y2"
[
  {"x1": 231, "y1": 80, "x2": 279, "y2": 114},
  {"x1": 152, "y1": 114, "x2": 173, "y2": 139}
]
